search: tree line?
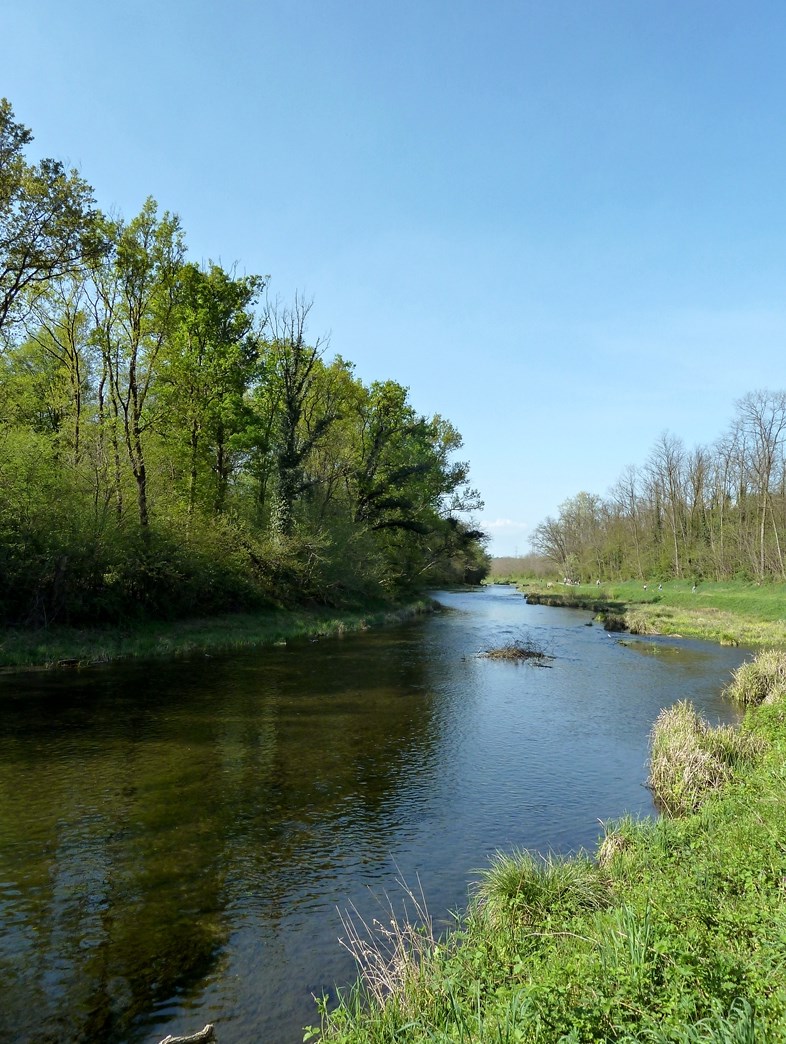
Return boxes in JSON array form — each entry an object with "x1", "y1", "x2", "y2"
[
  {"x1": 0, "y1": 99, "x2": 488, "y2": 626},
  {"x1": 531, "y1": 390, "x2": 786, "y2": 583}
]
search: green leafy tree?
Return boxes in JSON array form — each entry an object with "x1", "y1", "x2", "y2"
[
  {"x1": 161, "y1": 262, "x2": 264, "y2": 522},
  {"x1": 349, "y1": 380, "x2": 484, "y2": 588},
  {"x1": 262, "y1": 296, "x2": 343, "y2": 539},
  {"x1": 88, "y1": 199, "x2": 185, "y2": 530},
  {"x1": 0, "y1": 98, "x2": 99, "y2": 339}
]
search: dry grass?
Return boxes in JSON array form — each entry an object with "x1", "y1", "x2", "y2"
[
  {"x1": 337, "y1": 875, "x2": 437, "y2": 1011},
  {"x1": 724, "y1": 649, "x2": 786, "y2": 706},
  {"x1": 648, "y1": 701, "x2": 766, "y2": 817}
]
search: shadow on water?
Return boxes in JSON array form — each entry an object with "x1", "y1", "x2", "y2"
[{"x1": 0, "y1": 586, "x2": 751, "y2": 1043}]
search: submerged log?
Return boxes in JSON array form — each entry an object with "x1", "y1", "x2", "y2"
[{"x1": 158, "y1": 1025, "x2": 215, "y2": 1044}]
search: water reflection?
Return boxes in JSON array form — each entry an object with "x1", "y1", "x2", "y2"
[{"x1": 0, "y1": 587, "x2": 749, "y2": 1043}]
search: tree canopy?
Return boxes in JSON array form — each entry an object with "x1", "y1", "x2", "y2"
[{"x1": 0, "y1": 99, "x2": 488, "y2": 626}]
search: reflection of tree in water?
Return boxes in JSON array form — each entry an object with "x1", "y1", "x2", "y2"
[
  {"x1": 0, "y1": 626, "x2": 444, "y2": 1042},
  {"x1": 0, "y1": 680, "x2": 230, "y2": 1043}
]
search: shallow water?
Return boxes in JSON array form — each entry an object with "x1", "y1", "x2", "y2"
[{"x1": 0, "y1": 586, "x2": 749, "y2": 1042}]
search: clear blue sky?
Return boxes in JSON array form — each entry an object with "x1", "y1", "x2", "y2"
[{"x1": 6, "y1": 1, "x2": 786, "y2": 555}]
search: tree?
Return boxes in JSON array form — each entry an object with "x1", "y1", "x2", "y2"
[
  {"x1": 647, "y1": 432, "x2": 688, "y2": 577},
  {"x1": 348, "y1": 381, "x2": 484, "y2": 587},
  {"x1": 732, "y1": 391, "x2": 786, "y2": 579},
  {"x1": 262, "y1": 296, "x2": 341, "y2": 539},
  {"x1": 0, "y1": 99, "x2": 99, "y2": 339},
  {"x1": 20, "y1": 272, "x2": 94, "y2": 465},
  {"x1": 88, "y1": 199, "x2": 185, "y2": 530},
  {"x1": 161, "y1": 262, "x2": 264, "y2": 522}
]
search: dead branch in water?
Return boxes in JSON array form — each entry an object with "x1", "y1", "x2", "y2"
[
  {"x1": 478, "y1": 631, "x2": 553, "y2": 664},
  {"x1": 158, "y1": 1025, "x2": 215, "y2": 1044}
]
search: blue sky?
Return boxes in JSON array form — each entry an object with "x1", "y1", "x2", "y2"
[{"x1": 6, "y1": 1, "x2": 786, "y2": 555}]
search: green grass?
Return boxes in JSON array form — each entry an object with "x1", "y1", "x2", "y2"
[
  {"x1": 520, "y1": 579, "x2": 786, "y2": 648},
  {"x1": 314, "y1": 653, "x2": 786, "y2": 1043},
  {"x1": 0, "y1": 600, "x2": 436, "y2": 671}
]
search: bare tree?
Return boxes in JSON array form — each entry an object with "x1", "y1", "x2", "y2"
[
  {"x1": 733, "y1": 390, "x2": 786, "y2": 579},
  {"x1": 647, "y1": 432, "x2": 688, "y2": 577}
]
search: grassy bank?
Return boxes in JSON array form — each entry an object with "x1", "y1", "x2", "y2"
[
  {"x1": 0, "y1": 600, "x2": 437, "y2": 672},
  {"x1": 313, "y1": 651, "x2": 786, "y2": 1042},
  {"x1": 519, "y1": 579, "x2": 786, "y2": 648}
]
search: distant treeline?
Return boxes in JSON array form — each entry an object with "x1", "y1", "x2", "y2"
[
  {"x1": 0, "y1": 99, "x2": 488, "y2": 626},
  {"x1": 488, "y1": 554, "x2": 553, "y2": 579},
  {"x1": 532, "y1": 392, "x2": 786, "y2": 582}
]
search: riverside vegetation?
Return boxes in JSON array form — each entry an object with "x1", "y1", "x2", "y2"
[
  {"x1": 310, "y1": 648, "x2": 786, "y2": 1043},
  {"x1": 511, "y1": 578, "x2": 786, "y2": 649},
  {"x1": 0, "y1": 98, "x2": 488, "y2": 666}
]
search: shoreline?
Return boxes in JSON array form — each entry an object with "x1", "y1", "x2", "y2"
[
  {"x1": 318, "y1": 647, "x2": 786, "y2": 1041},
  {"x1": 0, "y1": 599, "x2": 439, "y2": 673},
  {"x1": 516, "y1": 578, "x2": 786, "y2": 648}
]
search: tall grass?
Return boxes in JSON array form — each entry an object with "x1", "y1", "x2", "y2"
[
  {"x1": 335, "y1": 875, "x2": 437, "y2": 1012},
  {"x1": 648, "y1": 701, "x2": 765, "y2": 816},
  {"x1": 724, "y1": 649, "x2": 786, "y2": 706}
]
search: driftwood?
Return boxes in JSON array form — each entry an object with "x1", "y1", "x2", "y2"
[{"x1": 158, "y1": 1025, "x2": 215, "y2": 1044}]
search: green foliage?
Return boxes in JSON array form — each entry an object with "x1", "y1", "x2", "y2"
[
  {"x1": 0, "y1": 98, "x2": 99, "y2": 337},
  {"x1": 0, "y1": 103, "x2": 487, "y2": 628}
]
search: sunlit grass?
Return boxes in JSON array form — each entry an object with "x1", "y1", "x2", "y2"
[
  {"x1": 648, "y1": 700, "x2": 766, "y2": 816},
  {"x1": 473, "y1": 849, "x2": 612, "y2": 928},
  {"x1": 725, "y1": 648, "x2": 786, "y2": 706},
  {"x1": 519, "y1": 579, "x2": 786, "y2": 648}
]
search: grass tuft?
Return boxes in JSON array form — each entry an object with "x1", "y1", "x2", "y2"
[
  {"x1": 724, "y1": 649, "x2": 786, "y2": 706},
  {"x1": 473, "y1": 849, "x2": 611, "y2": 927},
  {"x1": 648, "y1": 701, "x2": 765, "y2": 816}
]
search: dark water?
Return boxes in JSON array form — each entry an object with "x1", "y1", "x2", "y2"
[{"x1": 0, "y1": 586, "x2": 750, "y2": 1043}]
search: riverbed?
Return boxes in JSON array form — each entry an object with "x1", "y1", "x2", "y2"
[{"x1": 0, "y1": 586, "x2": 749, "y2": 1043}]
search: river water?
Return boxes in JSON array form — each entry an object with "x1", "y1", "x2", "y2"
[{"x1": 0, "y1": 586, "x2": 749, "y2": 1043}]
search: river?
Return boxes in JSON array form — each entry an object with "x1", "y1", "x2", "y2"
[{"x1": 0, "y1": 586, "x2": 749, "y2": 1043}]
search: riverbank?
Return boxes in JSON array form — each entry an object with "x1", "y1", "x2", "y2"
[
  {"x1": 519, "y1": 578, "x2": 786, "y2": 648},
  {"x1": 0, "y1": 599, "x2": 437, "y2": 672},
  {"x1": 314, "y1": 650, "x2": 786, "y2": 1042}
]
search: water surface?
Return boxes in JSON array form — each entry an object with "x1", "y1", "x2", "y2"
[{"x1": 0, "y1": 586, "x2": 749, "y2": 1042}]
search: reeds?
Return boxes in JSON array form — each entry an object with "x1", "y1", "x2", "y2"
[{"x1": 336, "y1": 874, "x2": 437, "y2": 1012}]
